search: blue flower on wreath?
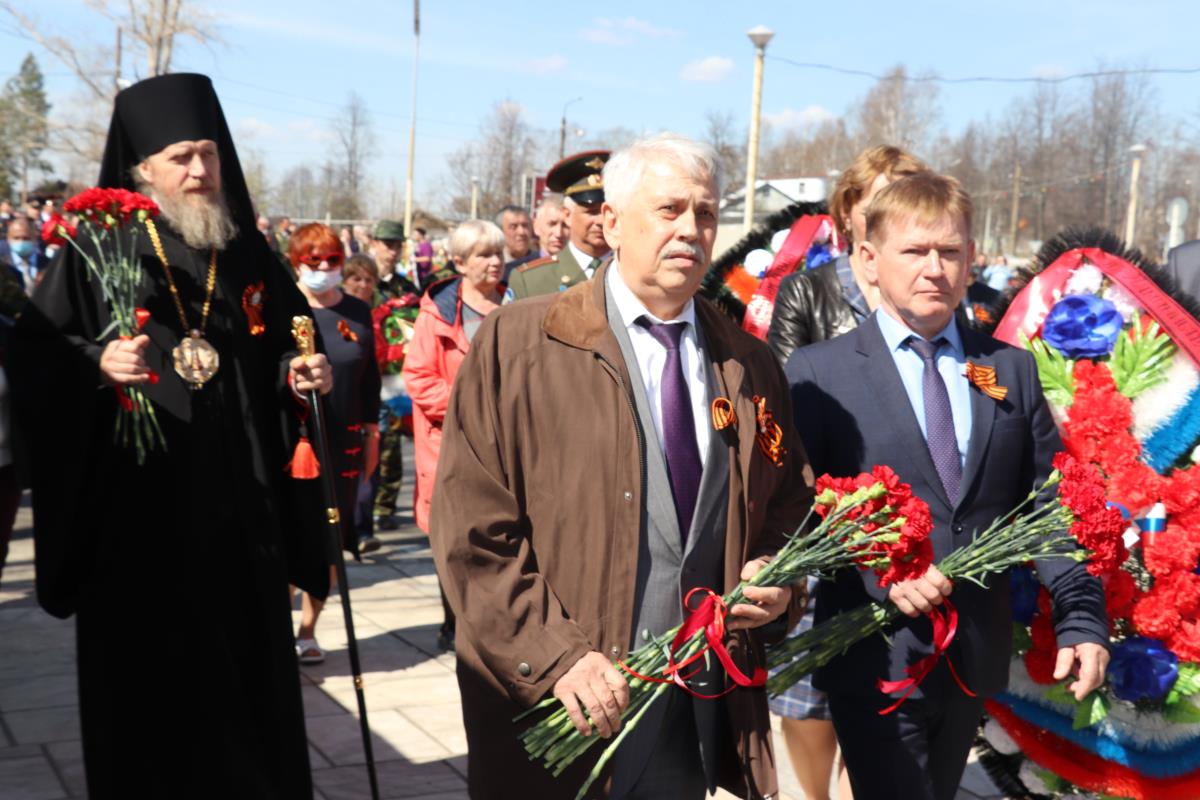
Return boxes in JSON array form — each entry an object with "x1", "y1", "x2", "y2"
[
  {"x1": 1107, "y1": 636, "x2": 1178, "y2": 703},
  {"x1": 1041, "y1": 294, "x2": 1124, "y2": 358}
]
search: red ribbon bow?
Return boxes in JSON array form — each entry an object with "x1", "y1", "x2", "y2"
[
  {"x1": 620, "y1": 588, "x2": 767, "y2": 699},
  {"x1": 875, "y1": 598, "x2": 975, "y2": 715}
]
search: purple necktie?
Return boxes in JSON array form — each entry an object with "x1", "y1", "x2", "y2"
[
  {"x1": 907, "y1": 336, "x2": 962, "y2": 503},
  {"x1": 638, "y1": 317, "x2": 703, "y2": 544}
]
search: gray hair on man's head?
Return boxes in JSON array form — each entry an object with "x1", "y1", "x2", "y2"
[
  {"x1": 535, "y1": 194, "x2": 564, "y2": 217},
  {"x1": 448, "y1": 219, "x2": 505, "y2": 262},
  {"x1": 602, "y1": 132, "x2": 719, "y2": 214},
  {"x1": 494, "y1": 204, "x2": 530, "y2": 226}
]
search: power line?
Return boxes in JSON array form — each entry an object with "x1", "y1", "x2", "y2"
[{"x1": 766, "y1": 56, "x2": 1200, "y2": 85}]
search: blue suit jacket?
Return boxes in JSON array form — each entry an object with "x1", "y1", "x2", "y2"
[{"x1": 785, "y1": 313, "x2": 1108, "y2": 699}]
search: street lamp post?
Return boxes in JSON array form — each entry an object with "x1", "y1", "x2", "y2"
[
  {"x1": 743, "y1": 25, "x2": 774, "y2": 232},
  {"x1": 403, "y1": 0, "x2": 421, "y2": 241},
  {"x1": 1124, "y1": 143, "x2": 1148, "y2": 246},
  {"x1": 470, "y1": 176, "x2": 480, "y2": 219},
  {"x1": 560, "y1": 97, "x2": 583, "y2": 159}
]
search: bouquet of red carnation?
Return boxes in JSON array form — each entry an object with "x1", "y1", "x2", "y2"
[
  {"x1": 766, "y1": 455, "x2": 1111, "y2": 701},
  {"x1": 519, "y1": 465, "x2": 934, "y2": 799},
  {"x1": 55, "y1": 187, "x2": 165, "y2": 464}
]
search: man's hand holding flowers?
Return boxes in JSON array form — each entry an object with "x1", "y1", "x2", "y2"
[
  {"x1": 886, "y1": 564, "x2": 953, "y2": 618},
  {"x1": 726, "y1": 557, "x2": 794, "y2": 631},
  {"x1": 100, "y1": 334, "x2": 152, "y2": 386}
]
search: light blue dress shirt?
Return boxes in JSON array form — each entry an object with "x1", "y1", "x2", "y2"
[{"x1": 874, "y1": 309, "x2": 972, "y2": 467}]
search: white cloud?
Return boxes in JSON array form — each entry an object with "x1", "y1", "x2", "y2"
[
  {"x1": 680, "y1": 56, "x2": 734, "y2": 83},
  {"x1": 764, "y1": 105, "x2": 837, "y2": 130},
  {"x1": 286, "y1": 119, "x2": 335, "y2": 144},
  {"x1": 235, "y1": 116, "x2": 277, "y2": 140},
  {"x1": 580, "y1": 16, "x2": 683, "y2": 47},
  {"x1": 523, "y1": 55, "x2": 568, "y2": 75}
]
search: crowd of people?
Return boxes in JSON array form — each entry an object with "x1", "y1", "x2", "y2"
[{"x1": 5, "y1": 69, "x2": 1199, "y2": 800}]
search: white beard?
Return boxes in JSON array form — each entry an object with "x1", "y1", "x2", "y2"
[{"x1": 153, "y1": 189, "x2": 238, "y2": 251}]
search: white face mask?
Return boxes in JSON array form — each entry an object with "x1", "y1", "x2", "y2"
[{"x1": 299, "y1": 266, "x2": 342, "y2": 293}]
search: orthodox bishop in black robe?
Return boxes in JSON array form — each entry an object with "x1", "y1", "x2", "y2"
[{"x1": 11, "y1": 73, "x2": 329, "y2": 798}]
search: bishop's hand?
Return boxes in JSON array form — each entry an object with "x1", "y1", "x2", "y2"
[
  {"x1": 99, "y1": 334, "x2": 151, "y2": 386},
  {"x1": 290, "y1": 353, "x2": 333, "y2": 395}
]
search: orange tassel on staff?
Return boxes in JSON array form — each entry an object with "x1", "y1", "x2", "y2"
[
  {"x1": 965, "y1": 362, "x2": 1007, "y2": 401},
  {"x1": 287, "y1": 436, "x2": 320, "y2": 479}
]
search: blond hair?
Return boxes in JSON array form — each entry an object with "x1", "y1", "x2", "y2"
[
  {"x1": 830, "y1": 145, "x2": 929, "y2": 242},
  {"x1": 864, "y1": 172, "x2": 973, "y2": 245}
]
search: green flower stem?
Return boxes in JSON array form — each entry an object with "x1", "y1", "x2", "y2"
[{"x1": 519, "y1": 486, "x2": 900, "y2": 776}]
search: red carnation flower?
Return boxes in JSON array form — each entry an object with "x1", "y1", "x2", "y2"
[
  {"x1": 1167, "y1": 618, "x2": 1200, "y2": 662},
  {"x1": 1103, "y1": 569, "x2": 1137, "y2": 623},
  {"x1": 40, "y1": 214, "x2": 76, "y2": 246}
]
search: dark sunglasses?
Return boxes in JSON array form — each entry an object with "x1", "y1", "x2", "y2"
[{"x1": 297, "y1": 252, "x2": 344, "y2": 268}]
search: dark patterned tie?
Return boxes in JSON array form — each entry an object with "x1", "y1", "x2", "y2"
[
  {"x1": 907, "y1": 336, "x2": 962, "y2": 503},
  {"x1": 587, "y1": 257, "x2": 603, "y2": 276},
  {"x1": 637, "y1": 317, "x2": 703, "y2": 544}
]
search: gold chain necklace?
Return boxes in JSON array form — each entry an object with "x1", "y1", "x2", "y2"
[{"x1": 145, "y1": 218, "x2": 221, "y2": 389}]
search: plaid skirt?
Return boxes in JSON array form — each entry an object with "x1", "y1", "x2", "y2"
[{"x1": 767, "y1": 580, "x2": 831, "y2": 721}]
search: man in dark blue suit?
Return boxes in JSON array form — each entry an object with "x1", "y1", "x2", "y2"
[{"x1": 785, "y1": 172, "x2": 1109, "y2": 800}]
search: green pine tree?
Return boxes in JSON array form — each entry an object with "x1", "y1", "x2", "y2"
[{"x1": 4, "y1": 54, "x2": 52, "y2": 202}]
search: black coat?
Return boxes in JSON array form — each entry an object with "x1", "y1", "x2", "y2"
[{"x1": 766, "y1": 260, "x2": 862, "y2": 366}]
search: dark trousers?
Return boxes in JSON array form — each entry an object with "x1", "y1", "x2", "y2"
[
  {"x1": 609, "y1": 690, "x2": 707, "y2": 800},
  {"x1": 829, "y1": 690, "x2": 985, "y2": 800},
  {"x1": 0, "y1": 466, "x2": 19, "y2": 582}
]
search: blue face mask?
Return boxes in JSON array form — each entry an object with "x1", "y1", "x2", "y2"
[{"x1": 8, "y1": 240, "x2": 33, "y2": 259}]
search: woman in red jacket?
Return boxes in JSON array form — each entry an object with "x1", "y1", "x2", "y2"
[{"x1": 402, "y1": 219, "x2": 504, "y2": 651}]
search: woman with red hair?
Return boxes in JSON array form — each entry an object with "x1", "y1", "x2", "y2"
[{"x1": 287, "y1": 222, "x2": 381, "y2": 665}]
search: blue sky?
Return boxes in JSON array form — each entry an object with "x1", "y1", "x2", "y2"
[{"x1": 2, "y1": 0, "x2": 1197, "y2": 213}]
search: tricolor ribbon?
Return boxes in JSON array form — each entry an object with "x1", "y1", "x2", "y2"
[
  {"x1": 619, "y1": 587, "x2": 767, "y2": 699},
  {"x1": 965, "y1": 362, "x2": 1007, "y2": 401},
  {"x1": 876, "y1": 598, "x2": 975, "y2": 714}
]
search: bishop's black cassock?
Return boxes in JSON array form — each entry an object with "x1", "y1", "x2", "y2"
[{"x1": 11, "y1": 74, "x2": 328, "y2": 797}]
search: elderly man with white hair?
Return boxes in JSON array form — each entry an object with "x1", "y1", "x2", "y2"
[{"x1": 430, "y1": 133, "x2": 813, "y2": 799}]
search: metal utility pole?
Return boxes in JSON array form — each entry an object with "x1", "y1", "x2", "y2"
[
  {"x1": 403, "y1": 0, "x2": 420, "y2": 237},
  {"x1": 114, "y1": 26, "x2": 123, "y2": 91},
  {"x1": 743, "y1": 25, "x2": 774, "y2": 232},
  {"x1": 1124, "y1": 143, "x2": 1147, "y2": 246},
  {"x1": 1007, "y1": 162, "x2": 1022, "y2": 255},
  {"x1": 559, "y1": 97, "x2": 582, "y2": 159}
]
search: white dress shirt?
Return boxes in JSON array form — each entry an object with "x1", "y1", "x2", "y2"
[
  {"x1": 572, "y1": 241, "x2": 611, "y2": 279},
  {"x1": 607, "y1": 261, "x2": 709, "y2": 466}
]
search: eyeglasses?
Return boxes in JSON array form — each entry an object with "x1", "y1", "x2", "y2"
[{"x1": 297, "y1": 252, "x2": 344, "y2": 268}]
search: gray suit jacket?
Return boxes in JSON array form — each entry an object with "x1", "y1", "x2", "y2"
[
  {"x1": 606, "y1": 287, "x2": 732, "y2": 794},
  {"x1": 786, "y1": 313, "x2": 1108, "y2": 700}
]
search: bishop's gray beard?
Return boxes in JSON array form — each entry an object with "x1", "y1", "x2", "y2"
[{"x1": 152, "y1": 190, "x2": 238, "y2": 251}]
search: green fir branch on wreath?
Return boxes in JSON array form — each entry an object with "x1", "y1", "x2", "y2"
[
  {"x1": 1022, "y1": 331, "x2": 1075, "y2": 407},
  {"x1": 1109, "y1": 311, "x2": 1176, "y2": 399},
  {"x1": 1164, "y1": 661, "x2": 1200, "y2": 706}
]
